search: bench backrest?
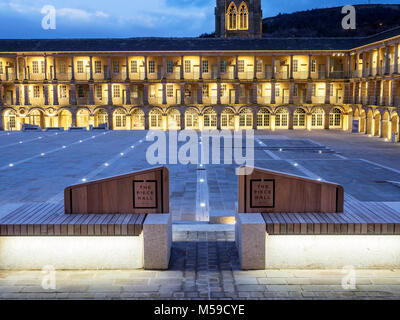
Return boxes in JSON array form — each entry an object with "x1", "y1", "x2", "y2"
[
  {"x1": 238, "y1": 166, "x2": 344, "y2": 214},
  {"x1": 64, "y1": 166, "x2": 169, "y2": 214}
]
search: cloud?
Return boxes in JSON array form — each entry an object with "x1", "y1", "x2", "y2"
[{"x1": 57, "y1": 8, "x2": 109, "y2": 21}]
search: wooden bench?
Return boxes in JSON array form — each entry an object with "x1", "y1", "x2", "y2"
[{"x1": 0, "y1": 203, "x2": 146, "y2": 237}]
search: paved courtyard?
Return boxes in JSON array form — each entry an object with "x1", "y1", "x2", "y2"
[{"x1": 0, "y1": 129, "x2": 400, "y2": 299}]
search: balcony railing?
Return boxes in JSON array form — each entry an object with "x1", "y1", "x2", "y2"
[
  {"x1": 184, "y1": 96, "x2": 198, "y2": 104},
  {"x1": 131, "y1": 97, "x2": 143, "y2": 105},
  {"x1": 130, "y1": 72, "x2": 146, "y2": 80},
  {"x1": 238, "y1": 72, "x2": 253, "y2": 80},
  {"x1": 312, "y1": 96, "x2": 325, "y2": 104},
  {"x1": 258, "y1": 96, "x2": 271, "y2": 104},
  {"x1": 166, "y1": 72, "x2": 180, "y2": 80},
  {"x1": 264, "y1": 71, "x2": 273, "y2": 80},
  {"x1": 184, "y1": 72, "x2": 200, "y2": 80},
  {"x1": 57, "y1": 72, "x2": 73, "y2": 81},
  {"x1": 317, "y1": 71, "x2": 326, "y2": 80},
  {"x1": 75, "y1": 72, "x2": 91, "y2": 81},
  {"x1": 330, "y1": 71, "x2": 345, "y2": 79},
  {"x1": 293, "y1": 71, "x2": 308, "y2": 80},
  {"x1": 76, "y1": 97, "x2": 89, "y2": 105},
  {"x1": 0, "y1": 72, "x2": 16, "y2": 81},
  {"x1": 221, "y1": 71, "x2": 234, "y2": 80},
  {"x1": 275, "y1": 71, "x2": 289, "y2": 80},
  {"x1": 292, "y1": 96, "x2": 306, "y2": 104}
]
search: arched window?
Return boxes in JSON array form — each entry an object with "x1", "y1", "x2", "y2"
[
  {"x1": 239, "y1": 108, "x2": 253, "y2": 129},
  {"x1": 185, "y1": 108, "x2": 199, "y2": 129},
  {"x1": 239, "y1": 3, "x2": 248, "y2": 30},
  {"x1": 168, "y1": 108, "x2": 181, "y2": 130},
  {"x1": 293, "y1": 108, "x2": 306, "y2": 128},
  {"x1": 275, "y1": 108, "x2": 289, "y2": 129},
  {"x1": 221, "y1": 108, "x2": 235, "y2": 129},
  {"x1": 257, "y1": 108, "x2": 271, "y2": 129},
  {"x1": 149, "y1": 109, "x2": 163, "y2": 129},
  {"x1": 203, "y1": 108, "x2": 217, "y2": 129},
  {"x1": 96, "y1": 109, "x2": 108, "y2": 127},
  {"x1": 329, "y1": 108, "x2": 342, "y2": 128},
  {"x1": 131, "y1": 109, "x2": 145, "y2": 130},
  {"x1": 312, "y1": 108, "x2": 325, "y2": 128},
  {"x1": 114, "y1": 109, "x2": 127, "y2": 129},
  {"x1": 227, "y1": 2, "x2": 237, "y2": 30}
]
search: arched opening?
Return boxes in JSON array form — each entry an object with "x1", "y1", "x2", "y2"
[
  {"x1": 329, "y1": 108, "x2": 343, "y2": 129},
  {"x1": 275, "y1": 107, "x2": 289, "y2": 129},
  {"x1": 185, "y1": 108, "x2": 199, "y2": 130},
  {"x1": 360, "y1": 110, "x2": 366, "y2": 133},
  {"x1": 131, "y1": 109, "x2": 145, "y2": 130},
  {"x1": 29, "y1": 109, "x2": 44, "y2": 128},
  {"x1": 391, "y1": 113, "x2": 399, "y2": 139},
  {"x1": 221, "y1": 108, "x2": 235, "y2": 130},
  {"x1": 149, "y1": 108, "x2": 163, "y2": 130},
  {"x1": 293, "y1": 108, "x2": 306, "y2": 129},
  {"x1": 95, "y1": 109, "x2": 108, "y2": 127},
  {"x1": 167, "y1": 108, "x2": 181, "y2": 130},
  {"x1": 76, "y1": 109, "x2": 90, "y2": 129},
  {"x1": 58, "y1": 110, "x2": 72, "y2": 130},
  {"x1": 114, "y1": 109, "x2": 127, "y2": 130},
  {"x1": 257, "y1": 108, "x2": 271, "y2": 129},
  {"x1": 373, "y1": 111, "x2": 381, "y2": 137},
  {"x1": 238, "y1": 3, "x2": 248, "y2": 30},
  {"x1": 239, "y1": 108, "x2": 253, "y2": 129},
  {"x1": 3, "y1": 109, "x2": 18, "y2": 131},
  {"x1": 203, "y1": 108, "x2": 217, "y2": 130},
  {"x1": 226, "y1": 2, "x2": 237, "y2": 30},
  {"x1": 382, "y1": 112, "x2": 390, "y2": 140},
  {"x1": 311, "y1": 108, "x2": 325, "y2": 129}
]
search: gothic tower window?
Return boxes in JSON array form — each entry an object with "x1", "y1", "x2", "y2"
[
  {"x1": 239, "y1": 3, "x2": 248, "y2": 30},
  {"x1": 227, "y1": 2, "x2": 237, "y2": 30}
]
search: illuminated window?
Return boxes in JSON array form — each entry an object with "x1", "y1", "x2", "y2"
[
  {"x1": 227, "y1": 2, "x2": 237, "y2": 30},
  {"x1": 40, "y1": 61, "x2": 45, "y2": 74},
  {"x1": 275, "y1": 84, "x2": 280, "y2": 97},
  {"x1": 202, "y1": 84, "x2": 209, "y2": 97},
  {"x1": 149, "y1": 61, "x2": 155, "y2": 74},
  {"x1": 239, "y1": 3, "x2": 248, "y2": 30},
  {"x1": 95, "y1": 61, "x2": 102, "y2": 74},
  {"x1": 131, "y1": 61, "x2": 138, "y2": 73},
  {"x1": 167, "y1": 85, "x2": 174, "y2": 98},
  {"x1": 239, "y1": 108, "x2": 252, "y2": 128},
  {"x1": 78, "y1": 86, "x2": 85, "y2": 98},
  {"x1": 115, "y1": 109, "x2": 126, "y2": 128},
  {"x1": 220, "y1": 60, "x2": 227, "y2": 73},
  {"x1": 33, "y1": 86, "x2": 40, "y2": 98},
  {"x1": 77, "y1": 61, "x2": 84, "y2": 74},
  {"x1": 293, "y1": 108, "x2": 306, "y2": 127},
  {"x1": 204, "y1": 109, "x2": 217, "y2": 128},
  {"x1": 311, "y1": 60, "x2": 316, "y2": 73},
  {"x1": 132, "y1": 85, "x2": 138, "y2": 98},
  {"x1": 275, "y1": 108, "x2": 289, "y2": 128},
  {"x1": 184, "y1": 60, "x2": 191, "y2": 73},
  {"x1": 113, "y1": 61, "x2": 119, "y2": 73},
  {"x1": 0, "y1": 62, "x2": 3, "y2": 74},
  {"x1": 330, "y1": 84, "x2": 334, "y2": 96},
  {"x1": 329, "y1": 108, "x2": 342, "y2": 127},
  {"x1": 32, "y1": 61, "x2": 39, "y2": 74},
  {"x1": 60, "y1": 62, "x2": 67, "y2": 74},
  {"x1": 312, "y1": 84, "x2": 316, "y2": 96},
  {"x1": 202, "y1": 60, "x2": 209, "y2": 73},
  {"x1": 256, "y1": 60, "x2": 263, "y2": 73},
  {"x1": 220, "y1": 84, "x2": 227, "y2": 97},
  {"x1": 293, "y1": 60, "x2": 298, "y2": 73},
  {"x1": 60, "y1": 85, "x2": 67, "y2": 98},
  {"x1": 113, "y1": 85, "x2": 120, "y2": 98},
  {"x1": 167, "y1": 60, "x2": 173, "y2": 73},
  {"x1": 257, "y1": 108, "x2": 271, "y2": 128},
  {"x1": 237, "y1": 60, "x2": 245, "y2": 73},
  {"x1": 96, "y1": 85, "x2": 102, "y2": 99},
  {"x1": 312, "y1": 108, "x2": 324, "y2": 127}
]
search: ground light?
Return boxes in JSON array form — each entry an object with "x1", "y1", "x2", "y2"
[{"x1": 8, "y1": 163, "x2": 14, "y2": 167}]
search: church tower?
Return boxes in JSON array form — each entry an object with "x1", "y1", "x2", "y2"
[{"x1": 215, "y1": 0, "x2": 263, "y2": 38}]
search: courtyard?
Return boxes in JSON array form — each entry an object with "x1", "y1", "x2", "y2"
[{"x1": 0, "y1": 129, "x2": 400, "y2": 299}]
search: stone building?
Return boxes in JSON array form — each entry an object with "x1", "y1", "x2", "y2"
[{"x1": 0, "y1": 1, "x2": 399, "y2": 141}]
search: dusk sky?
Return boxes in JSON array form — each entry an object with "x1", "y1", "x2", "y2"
[{"x1": 0, "y1": 0, "x2": 399, "y2": 38}]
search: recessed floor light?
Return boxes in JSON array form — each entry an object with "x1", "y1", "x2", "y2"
[
  {"x1": 41, "y1": 153, "x2": 45, "y2": 156},
  {"x1": 293, "y1": 163, "x2": 298, "y2": 167},
  {"x1": 200, "y1": 203, "x2": 206, "y2": 208},
  {"x1": 9, "y1": 163, "x2": 14, "y2": 167},
  {"x1": 200, "y1": 179, "x2": 205, "y2": 183},
  {"x1": 104, "y1": 163, "x2": 109, "y2": 167},
  {"x1": 62, "y1": 146, "x2": 66, "y2": 149},
  {"x1": 120, "y1": 153, "x2": 124, "y2": 156}
]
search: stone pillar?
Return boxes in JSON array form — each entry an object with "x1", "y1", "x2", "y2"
[
  {"x1": 15, "y1": 85, "x2": 20, "y2": 106},
  {"x1": 24, "y1": 85, "x2": 29, "y2": 106},
  {"x1": 71, "y1": 109, "x2": 77, "y2": 128},
  {"x1": 89, "y1": 84, "x2": 94, "y2": 105},
  {"x1": 107, "y1": 110, "x2": 113, "y2": 130},
  {"x1": 349, "y1": 54, "x2": 353, "y2": 78},
  {"x1": 144, "y1": 113, "x2": 149, "y2": 130},
  {"x1": 53, "y1": 84, "x2": 59, "y2": 105},
  {"x1": 71, "y1": 56, "x2": 75, "y2": 81},
  {"x1": 377, "y1": 48, "x2": 380, "y2": 75},
  {"x1": 390, "y1": 80, "x2": 395, "y2": 106},
  {"x1": 369, "y1": 51, "x2": 373, "y2": 76},
  {"x1": 288, "y1": 111, "x2": 294, "y2": 130},
  {"x1": 70, "y1": 84, "x2": 77, "y2": 105},
  {"x1": 381, "y1": 81, "x2": 386, "y2": 106},
  {"x1": 44, "y1": 55, "x2": 48, "y2": 81},
  {"x1": 107, "y1": 56, "x2": 111, "y2": 80},
  {"x1": 162, "y1": 56, "x2": 166, "y2": 80},
  {"x1": 306, "y1": 82, "x2": 312, "y2": 104},
  {"x1": 126, "y1": 56, "x2": 130, "y2": 81},
  {"x1": 217, "y1": 56, "x2": 221, "y2": 80},
  {"x1": 198, "y1": 83, "x2": 203, "y2": 105},
  {"x1": 180, "y1": 83, "x2": 185, "y2": 105},
  {"x1": 252, "y1": 83, "x2": 257, "y2": 104},
  {"x1": 126, "y1": 85, "x2": 131, "y2": 105},
  {"x1": 235, "y1": 55, "x2": 239, "y2": 80},
  {"x1": 217, "y1": 82, "x2": 221, "y2": 105},
  {"x1": 308, "y1": 55, "x2": 312, "y2": 79},
  {"x1": 326, "y1": 55, "x2": 330, "y2": 79},
  {"x1": 108, "y1": 83, "x2": 113, "y2": 105},
  {"x1": 89, "y1": 56, "x2": 93, "y2": 81},
  {"x1": 385, "y1": 46, "x2": 390, "y2": 75},
  {"x1": 325, "y1": 82, "x2": 331, "y2": 104},
  {"x1": 15, "y1": 57, "x2": 19, "y2": 80},
  {"x1": 180, "y1": 111, "x2": 185, "y2": 130},
  {"x1": 216, "y1": 111, "x2": 221, "y2": 130},
  {"x1": 394, "y1": 43, "x2": 399, "y2": 74},
  {"x1": 0, "y1": 85, "x2": 2, "y2": 106},
  {"x1": 235, "y1": 84, "x2": 240, "y2": 105},
  {"x1": 180, "y1": 56, "x2": 184, "y2": 80},
  {"x1": 199, "y1": 56, "x2": 203, "y2": 80},
  {"x1": 289, "y1": 82, "x2": 294, "y2": 104},
  {"x1": 144, "y1": 56, "x2": 148, "y2": 81},
  {"x1": 44, "y1": 85, "x2": 49, "y2": 105},
  {"x1": 290, "y1": 55, "x2": 294, "y2": 79},
  {"x1": 324, "y1": 109, "x2": 330, "y2": 130},
  {"x1": 362, "y1": 52, "x2": 366, "y2": 77},
  {"x1": 271, "y1": 56, "x2": 275, "y2": 79},
  {"x1": 162, "y1": 84, "x2": 167, "y2": 105},
  {"x1": 345, "y1": 54, "x2": 349, "y2": 78},
  {"x1": 253, "y1": 55, "x2": 257, "y2": 80},
  {"x1": 271, "y1": 81, "x2": 276, "y2": 104},
  {"x1": 53, "y1": 56, "x2": 57, "y2": 80},
  {"x1": 143, "y1": 84, "x2": 149, "y2": 105}
]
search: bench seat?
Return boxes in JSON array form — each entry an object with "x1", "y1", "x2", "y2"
[{"x1": 0, "y1": 203, "x2": 146, "y2": 236}]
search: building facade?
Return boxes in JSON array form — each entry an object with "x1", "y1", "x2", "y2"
[{"x1": 0, "y1": 1, "x2": 399, "y2": 141}]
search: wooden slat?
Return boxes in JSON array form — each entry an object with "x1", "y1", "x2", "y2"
[{"x1": 135, "y1": 214, "x2": 147, "y2": 236}]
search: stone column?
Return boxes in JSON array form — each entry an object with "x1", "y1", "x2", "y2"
[
  {"x1": 144, "y1": 56, "x2": 148, "y2": 80},
  {"x1": 308, "y1": 55, "x2": 312, "y2": 79},
  {"x1": 126, "y1": 56, "x2": 130, "y2": 81},
  {"x1": 44, "y1": 55, "x2": 48, "y2": 81},
  {"x1": 24, "y1": 56, "x2": 27, "y2": 80},
  {"x1": 15, "y1": 85, "x2": 20, "y2": 106},
  {"x1": 288, "y1": 110, "x2": 294, "y2": 130},
  {"x1": 290, "y1": 55, "x2": 294, "y2": 79},
  {"x1": 345, "y1": 54, "x2": 349, "y2": 78},
  {"x1": 381, "y1": 80, "x2": 386, "y2": 106},
  {"x1": 384, "y1": 46, "x2": 390, "y2": 75},
  {"x1": 180, "y1": 56, "x2": 184, "y2": 80},
  {"x1": 143, "y1": 84, "x2": 149, "y2": 105},
  {"x1": 162, "y1": 84, "x2": 167, "y2": 105},
  {"x1": 271, "y1": 56, "x2": 275, "y2": 79},
  {"x1": 126, "y1": 85, "x2": 131, "y2": 105},
  {"x1": 253, "y1": 55, "x2": 257, "y2": 80},
  {"x1": 44, "y1": 85, "x2": 49, "y2": 105},
  {"x1": 390, "y1": 80, "x2": 395, "y2": 106},
  {"x1": 144, "y1": 113, "x2": 149, "y2": 130},
  {"x1": 15, "y1": 57, "x2": 19, "y2": 80},
  {"x1": 162, "y1": 56, "x2": 166, "y2": 80},
  {"x1": 217, "y1": 56, "x2": 221, "y2": 80},
  {"x1": 70, "y1": 84, "x2": 77, "y2": 105},
  {"x1": 394, "y1": 43, "x2": 399, "y2": 74},
  {"x1": 71, "y1": 109, "x2": 77, "y2": 128},
  {"x1": 180, "y1": 111, "x2": 185, "y2": 130},
  {"x1": 377, "y1": 48, "x2": 380, "y2": 75},
  {"x1": 235, "y1": 84, "x2": 240, "y2": 105},
  {"x1": 289, "y1": 82, "x2": 294, "y2": 104},
  {"x1": 235, "y1": 55, "x2": 239, "y2": 80},
  {"x1": 71, "y1": 56, "x2": 75, "y2": 81},
  {"x1": 24, "y1": 85, "x2": 29, "y2": 106},
  {"x1": 198, "y1": 83, "x2": 203, "y2": 105},
  {"x1": 369, "y1": 51, "x2": 373, "y2": 76},
  {"x1": 306, "y1": 82, "x2": 312, "y2": 104},
  {"x1": 271, "y1": 81, "x2": 276, "y2": 104},
  {"x1": 216, "y1": 111, "x2": 221, "y2": 130},
  {"x1": 53, "y1": 56, "x2": 57, "y2": 80},
  {"x1": 217, "y1": 82, "x2": 221, "y2": 105},
  {"x1": 107, "y1": 56, "x2": 111, "y2": 80},
  {"x1": 199, "y1": 56, "x2": 203, "y2": 80},
  {"x1": 89, "y1": 56, "x2": 93, "y2": 81},
  {"x1": 324, "y1": 109, "x2": 330, "y2": 130},
  {"x1": 325, "y1": 82, "x2": 331, "y2": 104},
  {"x1": 89, "y1": 84, "x2": 94, "y2": 105},
  {"x1": 107, "y1": 110, "x2": 113, "y2": 130},
  {"x1": 326, "y1": 55, "x2": 330, "y2": 79},
  {"x1": 349, "y1": 54, "x2": 353, "y2": 78},
  {"x1": 252, "y1": 83, "x2": 257, "y2": 104},
  {"x1": 180, "y1": 83, "x2": 185, "y2": 105},
  {"x1": 53, "y1": 84, "x2": 59, "y2": 105},
  {"x1": 108, "y1": 83, "x2": 113, "y2": 105},
  {"x1": 362, "y1": 52, "x2": 366, "y2": 77}
]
